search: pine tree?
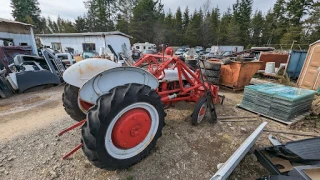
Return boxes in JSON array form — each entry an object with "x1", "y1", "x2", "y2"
[
  {"x1": 183, "y1": 7, "x2": 190, "y2": 33},
  {"x1": 10, "y1": 0, "x2": 43, "y2": 32},
  {"x1": 286, "y1": 0, "x2": 314, "y2": 26},
  {"x1": 251, "y1": 10, "x2": 264, "y2": 46},
  {"x1": 219, "y1": 8, "x2": 232, "y2": 45},
  {"x1": 46, "y1": 16, "x2": 76, "y2": 33},
  {"x1": 116, "y1": 14, "x2": 130, "y2": 34},
  {"x1": 305, "y1": 5, "x2": 320, "y2": 43},
  {"x1": 174, "y1": 7, "x2": 183, "y2": 45},
  {"x1": 184, "y1": 10, "x2": 202, "y2": 46},
  {"x1": 238, "y1": 0, "x2": 253, "y2": 46},
  {"x1": 164, "y1": 9, "x2": 174, "y2": 44},
  {"x1": 208, "y1": 7, "x2": 220, "y2": 46},
  {"x1": 84, "y1": 0, "x2": 116, "y2": 32},
  {"x1": 75, "y1": 16, "x2": 88, "y2": 33},
  {"x1": 130, "y1": 0, "x2": 163, "y2": 43},
  {"x1": 116, "y1": 0, "x2": 140, "y2": 21},
  {"x1": 226, "y1": 16, "x2": 241, "y2": 45}
]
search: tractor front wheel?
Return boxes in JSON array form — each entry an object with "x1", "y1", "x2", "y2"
[
  {"x1": 192, "y1": 96, "x2": 208, "y2": 126},
  {"x1": 81, "y1": 83, "x2": 165, "y2": 170},
  {"x1": 62, "y1": 84, "x2": 86, "y2": 122}
]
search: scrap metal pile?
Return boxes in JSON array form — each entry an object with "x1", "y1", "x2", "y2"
[{"x1": 240, "y1": 83, "x2": 315, "y2": 122}]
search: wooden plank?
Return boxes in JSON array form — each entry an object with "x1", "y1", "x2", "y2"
[
  {"x1": 264, "y1": 129, "x2": 319, "y2": 137},
  {"x1": 219, "y1": 119, "x2": 259, "y2": 123},
  {"x1": 218, "y1": 115, "x2": 259, "y2": 120},
  {"x1": 279, "y1": 134, "x2": 296, "y2": 141},
  {"x1": 219, "y1": 84, "x2": 244, "y2": 92}
]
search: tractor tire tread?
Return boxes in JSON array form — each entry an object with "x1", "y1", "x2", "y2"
[
  {"x1": 199, "y1": 61, "x2": 221, "y2": 71},
  {"x1": 82, "y1": 83, "x2": 165, "y2": 170},
  {"x1": 62, "y1": 84, "x2": 86, "y2": 122},
  {"x1": 201, "y1": 69, "x2": 221, "y2": 78},
  {"x1": 192, "y1": 96, "x2": 207, "y2": 126}
]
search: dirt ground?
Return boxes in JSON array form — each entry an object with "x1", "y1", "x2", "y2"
[{"x1": 0, "y1": 85, "x2": 319, "y2": 180}]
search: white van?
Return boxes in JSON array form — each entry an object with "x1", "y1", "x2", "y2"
[{"x1": 132, "y1": 42, "x2": 157, "y2": 52}]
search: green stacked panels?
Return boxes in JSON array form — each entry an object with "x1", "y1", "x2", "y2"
[{"x1": 240, "y1": 83, "x2": 316, "y2": 122}]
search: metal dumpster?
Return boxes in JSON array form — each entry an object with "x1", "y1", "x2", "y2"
[
  {"x1": 285, "y1": 50, "x2": 307, "y2": 79},
  {"x1": 217, "y1": 61, "x2": 263, "y2": 91}
]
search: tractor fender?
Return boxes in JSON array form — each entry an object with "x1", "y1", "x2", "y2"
[
  {"x1": 79, "y1": 66, "x2": 159, "y2": 104},
  {"x1": 63, "y1": 58, "x2": 121, "y2": 88}
]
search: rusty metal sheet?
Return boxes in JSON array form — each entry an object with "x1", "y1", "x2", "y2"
[{"x1": 258, "y1": 52, "x2": 289, "y2": 70}]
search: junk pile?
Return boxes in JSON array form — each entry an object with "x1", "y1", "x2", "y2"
[
  {"x1": 255, "y1": 136, "x2": 320, "y2": 180},
  {"x1": 312, "y1": 96, "x2": 320, "y2": 115},
  {"x1": 0, "y1": 48, "x2": 66, "y2": 98},
  {"x1": 240, "y1": 83, "x2": 315, "y2": 123}
]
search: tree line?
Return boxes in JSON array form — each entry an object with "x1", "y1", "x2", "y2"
[{"x1": 10, "y1": 0, "x2": 320, "y2": 49}]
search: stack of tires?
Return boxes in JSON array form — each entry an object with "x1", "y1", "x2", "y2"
[
  {"x1": 199, "y1": 61, "x2": 221, "y2": 85},
  {"x1": 185, "y1": 59, "x2": 198, "y2": 69}
]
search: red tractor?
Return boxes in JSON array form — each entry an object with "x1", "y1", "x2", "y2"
[{"x1": 60, "y1": 47, "x2": 222, "y2": 170}]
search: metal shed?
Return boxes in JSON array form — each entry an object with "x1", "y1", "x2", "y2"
[
  {"x1": 0, "y1": 18, "x2": 37, "y2": 55},
  {"x1": 297, "y1": 40, "x2": 320, "y2": 91},
  {"x1": 36, "y1": 31, "x2": 132, "y2": 56}
]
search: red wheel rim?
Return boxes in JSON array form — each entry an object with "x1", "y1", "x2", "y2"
[
  {"x1": 199, "y1": 107, "x2": 206, "y2": 116},
  {"x1": 79, "y1": 99, "x2": 93, "y2": 111},
  {"x1": 112, "y1": 108, "x2": 151, "y2": 149}
]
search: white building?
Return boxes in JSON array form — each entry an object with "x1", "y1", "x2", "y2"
[
  {"x1": 0, "y1": 18, "x2": 37, "y2": 54},
  {"x1": 37, "y1": 31, "x2": 132, "y2": 56}
]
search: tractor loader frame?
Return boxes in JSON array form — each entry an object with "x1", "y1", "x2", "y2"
[{"x1": 59, "y1": 47, "x2": 221, "y2": 170}]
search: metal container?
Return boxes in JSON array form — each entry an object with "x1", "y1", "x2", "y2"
[
  {"x1": 285, "y1": 50, "x2": 307, "y2": 79},
  {"x1": 218, "y1": 61, "x2": 263, "y2": 91},
  {"x1": 259, "y1": 52, "x2": 289, "y2": 70}
]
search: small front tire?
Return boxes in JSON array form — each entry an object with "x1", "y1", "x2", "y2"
[{"x1": 192, "y1": 97, "x2": 208, "y2": 126}]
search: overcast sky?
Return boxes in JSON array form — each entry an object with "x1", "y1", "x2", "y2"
[{"x1": 1, "y1": 0, "x2": 277, "y2": 21}]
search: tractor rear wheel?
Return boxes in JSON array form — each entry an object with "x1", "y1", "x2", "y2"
[
  {"x1": 81, "y1": 83, "x2": 165, "y2": 170},
  {"x1": 62, "y1": 84, "x2": 86, "y2": 122}
]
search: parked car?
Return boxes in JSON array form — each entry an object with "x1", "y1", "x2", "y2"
[
  {"x1": 205, "y1": 48, "x2": 211, "y2": 53},
  {"x1": 195, "y1": 46, "x2": 203, "y2": 52},
  {"x1": 132, "y1": 50, "x2": 141, "y2": 60},
  {"x1": 82, "y1": 51, "x2": 99, "y2": 59},
  {"x1": 202, "y1": 52, "x2": 217, "y2": 59},
  {"x1": 55, "y1": 53, "x2": 76, "y2": 68},
  {"x1": 174, "y1": 48, "x2": 185, "y2": 56},
  {"x1": 198, "y1": 50, "x2": 206, "y2": 56},
  {"x1": 183, "y1": 48, "x2": 199, "y2": 60},
  {"x1": 141, "y1": 49, "x2": 157, "y2": 56}
]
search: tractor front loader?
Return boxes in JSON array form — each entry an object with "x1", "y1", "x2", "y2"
[{"x1": 59, "y1": 47, "x2": 222, "y2": 170}]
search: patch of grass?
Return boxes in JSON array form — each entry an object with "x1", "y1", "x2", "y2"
[
  {"x1": 127, "y1": 167, "x2": 133, "y2": 171},
  {"x1": 127, "y1": 175, "x2": 134, "y2": 180},
  {"x1": 276, "y1": 74, "x2": 296, "y2": 86}
]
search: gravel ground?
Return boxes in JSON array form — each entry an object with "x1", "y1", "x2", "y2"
[{"x1": 0, "y1": 85, "x2": 318, "y2": 180}]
